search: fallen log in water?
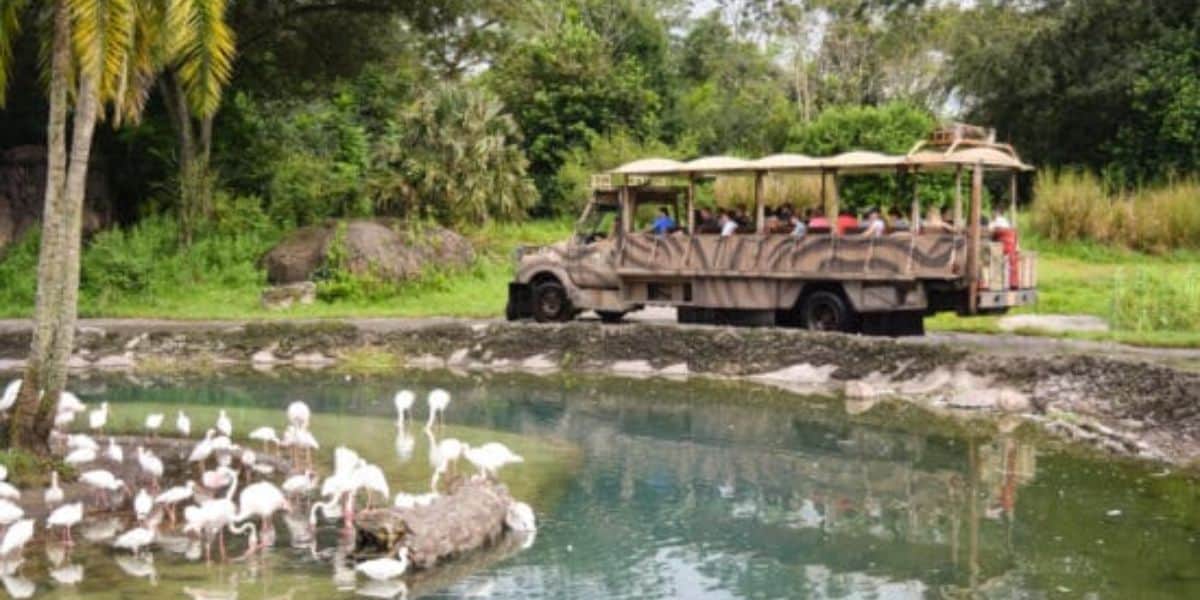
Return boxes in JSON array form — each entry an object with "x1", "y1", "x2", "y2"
[{"x1": 354, "y1": 477, "x2": 514, "y2": 569}]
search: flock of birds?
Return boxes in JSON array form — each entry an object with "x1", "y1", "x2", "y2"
[{"x1": 0, "y1": 380, "x2": 537, "y2": 596}]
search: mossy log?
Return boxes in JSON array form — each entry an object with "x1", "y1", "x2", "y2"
[{"x1": 354, "y1": 478, "x2": 514, "y2": 569}]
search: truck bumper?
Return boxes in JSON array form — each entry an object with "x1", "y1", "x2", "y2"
[
  {"x1": 977, "y1": 288, "x2": 1037, "y2": 309},
  {"x1": 506, "y1": 282, "x2": 533, "y2": 320}
]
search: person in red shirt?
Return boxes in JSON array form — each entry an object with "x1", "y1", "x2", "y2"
[
  {"x1": 807, "y1": 208, "x2": 830, "y2": 230},
  {"x1": 835, "y1": 210, "x2": 859, "y2": 235}
]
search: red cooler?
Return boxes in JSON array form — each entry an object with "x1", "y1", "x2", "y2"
[{"x1": 993, "y1": 229, "x2": 1020, "y2": 288}]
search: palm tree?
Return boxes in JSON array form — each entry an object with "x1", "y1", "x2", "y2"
[{"x1": 0, "y1": 0, "x2": 234, "y2": 453}]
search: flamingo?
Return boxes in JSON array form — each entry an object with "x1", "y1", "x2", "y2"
[
  {"x1": 105, "y1": 438, "x2": 124, "y2": 464},
  {"x1": 287, "y1": 401, "x2": 310, "y2": 431},
  {"x1": 113, "y1": 526, "x2": 155, "y2": 556},
  {"x1": 134, "y1": 489, "x2": 153, "y2": 522},
  {"x1": 0, "y1": 480, "x2": 19, "y2": 501},
  {"x1": 425, "y1": 389, "x2": 450, "y2": 430},
  {"x1": 78, "y1": 469, "x2": 127, "y2": 508},
  {"x1": 145, "y1": 413, "x2": 164, "y2": 436},
  {"x1": 463, "y1": 442, "x2": 525, "y2": 479},
  {"x1": 66, "y1": 434, "x2": 98, "y2": 452},
  {"x1": 202, "y1": 466, "x2": 237, "y2": 491},
  {"x1": 155, "y1": 481, "x2": 195, "y2": 526},
  {"x1": 177, "y1": 411, "x2": 191, "y2": 437},
  {"x1": 355, "y1": 546, "x2": 410, "y2": 580},
  {"x1": 293, "y1": 428, "x2": 319, "y2": 469},
  {"x1": 184, "y1": 469, "x2": 243, "y2": 561},
  {"x1": 137, "y1": 447, "x2": 164, "y2": 490},
  {"x1": 0, "y1": 519, "x2": 33, "y2": 559},
  {"x1": 65, "y1": 447, "x2": 96, "y2": 468},
  {"x1": 0, "y1": 499, "x2": 23, "y2": 527},
  {"x1": 46, "y1": 502, "x2": 83, "y2": 544},
  {"x1": 311, "y1": 448, "x2": 359, "y2": 528},
  {"x1": 352, "y1": 460, "x2": 389, "y2": 509},
  {"x1": 49, "y1": 563, "x2": 83, "y2": 586},
  {"x1": 248, "y1": 426, "x2": 280, "y2": 454},
  {"x1": 44, "y1": 471, "x2": 63, "y2": 507},
  {"x1": 188, "y1": 430, "x2": 217, "y2": 473},
  {"x1": 281, "y1": 471, "x2": 317, "y2": 497},
  {"x1": 0, "y1": 465, "x2": 5, "y2": 481},
  {"x1": 506, "y1": 501, "x2": 537, "y2": 532},
  {"x1": 393, "y1": 390, "x2": 415, "y2": 426},
  {"x1": 0, "y1": 380, "x2": 21, "y2": 412},
  {"x1": 393, "y1": 492, "x2": 437, "y2": 509},
  {"x1": 88, "y1": 402, "x2": 110, "y2": 432},
  {"x1": 216, "y1": 409, "x2": 232, "y2": 438},
  {"x1": 430, "y1": 437, "x2": 465, "y2": 493},
  {"x1": 235, "y1": 481, "x2": 290, "y2": 552}
]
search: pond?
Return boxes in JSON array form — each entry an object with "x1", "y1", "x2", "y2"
[{"x1": 10, "y1": 369, "x2": 1200, "y2": 599}]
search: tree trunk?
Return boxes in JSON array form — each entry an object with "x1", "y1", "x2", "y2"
[
  {"x1": 162, "y1": 70, "x2": 215, "y2": 245},
  {"x1": 10, "y1": 0, "x2": 71, "y2": 454}
]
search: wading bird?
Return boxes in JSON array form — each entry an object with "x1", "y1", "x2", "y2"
[
  {"x1": 88, "y1": 402, "x2": 110, "y2": 433},
  {"x1": 464, "y1": 442, "x2": 524, "y2": 479},
  {"x1": 0, "y1": 480, "x2": 19, "y2": 502},
  {"x1": 65, "y1": 447, "x2": 96, "y2": 468},
  {"x1": 393, "y1": 390, "x2": 415, "y2": 427},
  {"x1": 79, "y1": 470, "x2": 127, "y2": 508},
  {"x1": 145, "y1": 413, "x2": 164, "y2": 436},
  {"x1": 216, "y1": 409, "x2": 232, "y2": 438},
  {"x1": 0, "y1": 519, "x2": 34, "y2": 559},
  {"x1": 426, "y1": 389, "x2": 450, "y2": 430},
  {"x1": 0, "y1": 380, "x2": 21, "y2": 413},
  {"x1": 137, "y1": 447, "x2": 164, "y2": 491},
  {"x1": 506, "y1": 501, "x2": 537, "y2": 532},
  {"x1": 44, "y1": 471, "x2": 63, "y2": 507},
  {"x1": 248, "y1": 427, "x2": 280, "y2": 454},
  {"x1": 134, "y1": 489, "x2": 153, "y2": 522},
  {"x1": 155, "y1": 481, "x2": 195, "y2": 526},
  {"x1": 287, "y1": 401, "x2": 310, "y2": 431},
  {"x1": 105, "y1": 438, "x2": 124, "y2": 464},
  {"x1": 352, "y1": 460, "x2": 389, "y2": 509},
  {"x1": 355, "y1": 546, "x2": 410, "y2": 581},
  {"x1": 46, "y1": 502, "x2": 83, "y2": 544},
  {"x1": 113, "y1": 526, "x2": 155, "y2": 556},
  {"x1": 430, "y1": 437, "x2": 465, "y2": 493},
  {"x1": 235, "y1": 481, "x2": 290, "y2": 551},
  {"x1": 177, "y1": 411, "x2": 191, "y2": 437},
  {"x1": 0, "y1": 499, "x2": 24, "y2": 528}
]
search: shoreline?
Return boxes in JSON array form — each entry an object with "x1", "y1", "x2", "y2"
[{"x1": 1, "y1": 318, "x2": 1197, "y2": 467}]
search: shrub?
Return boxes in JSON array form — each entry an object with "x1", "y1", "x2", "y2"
[
  {"x1": 1110, "y1": 268, "x2": 1200, "y2": 332},
  {"x1": 554, "y1": 129, "x2": 690, "y2": 215}
]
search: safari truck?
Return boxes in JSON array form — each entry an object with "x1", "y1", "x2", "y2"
[{"x1": 506, "y1": 125, "x2": 1038, "y2": 335}]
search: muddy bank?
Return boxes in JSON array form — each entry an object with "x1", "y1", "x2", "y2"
[{"x1": 0, "y1": 319, "x2": 1197, "y2": 465}]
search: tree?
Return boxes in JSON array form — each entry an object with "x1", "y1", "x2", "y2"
[
  {"x1": 371, "y1": 82, "x2": 537, "y2": 226},
  {"x1": 0, "y1": 0, "x2": 234, "y2": 453}
]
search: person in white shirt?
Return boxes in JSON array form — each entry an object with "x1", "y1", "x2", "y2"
[
  {"x1": 719, "y1": 212, "x2": 739, "y2": 237},
  {"x1": 990, "y1": 208, "x2": 1012, "y2": 230},
  {"x1": 861, "y1": 209, "x2": 885, "y2": 237}
]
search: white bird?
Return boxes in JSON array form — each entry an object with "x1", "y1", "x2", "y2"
[
  {"x1": 0, "y1": 465, "x2": 7, "y2": 481},
  {"x1": 430, "y1": 437, "x2": 465, "y2": 493},
  {"x1": 155, "y1": 481, "x2": 195, "y2": 525},
  {"x1": 0, "y1": 500, "x2": 23, "y2": 526},
  {"x1": 287, "y1": 401, "x2": 310, "y2": 430},
  {"x1": 505, "y1": 501, "x2": 537, "y2": 532},
  {"x1": 248, "y1": 427, "x2": 280, "y2": 452},
  {"x1": 57, "y1": 390, "x2": 85, "y2": 413},
  {"x1": 105, "y1": 438, "x2": 124, "y2": 464},
  {"x1": 0, "y1": 481, "x2": 19, "y2": 502},
  {"x1": 464, "y1": 442, "x2": 525, "y2": 479},
  {"x1": 0, "y1": 574, "x2": 33, "y2": 599},
  {"x1": 202, "y1": 466, "x2": 237, "y2": 491},
  {"x1": 426, "y1": 389, "x2": 450, "y2": 429},
  {"x1": 49, "y1": 563, "x2": 83, "y2": 586},
  {"x1": 352, "y1": 461, "x2": 389, "y2": 509},
  {"x1": 235, "y1": 481, "x2": 290, "y2": 547},
  {"x1": 393, "y1": 390, "x2": 415, "y2": 426},
  {"x1": 216, "y1": 409, "x2": 232, "y2": 437},
  {"x1": 64, "y1": 447, "x2": 96, "y2": 467},
  {"x1": 0, "y1": 380, "x2": 21, "y2": 412},
  {"x1": 281, "y1": 471, "x2": 317, "y2": 496},
  {"x1": 144, "y1": 413, "x2": 164, "y2": 436},
  {"x1": 44, "y1": 471, "x2": 63, "y2": 507},
  {"x1": 113, "y1": 526, "x2": 155, "y2": 555},
  {"x1": 211, "y1": 435, "x2": 233, "y2": 455},
  {"x1": 0, "y1": 519, "x2": 34, "y2": 558},
  {"x1": 188, "y1": 429, "x2": 217, "y2": 467},
  {"x1": 176, "y1": 411, "x2": 191, "y2": 437},
  {"x1": 393, "y1": 492, "x2": 437, "y2": 510},
  {"x1": 46, "y1": 502, "x2": 83, "y2": 544},
  {"x1": 66, "y1": 434, "x2": 98, "y2": 452},
  {"x1": 54, "y1": 409, "x2": 77, "y2": 429},
  {"x1": 355, "y1": 546, "x2": 410, "y2": 581},
  {"x1": 88, "y1": 402, "x2": 109, "y2": 432},
  {"x1": 79, "y1": 470, "x2": 126, "y2": 507},
  {"x1": 134, "y1": 489, "x2": 153, "y2": 521},
  {"x1": 184, "y1": 470, "x2": 245, "y2": 561},
  {"x1": 137, "y1": 447, "x2": 164, "y2": 487}
]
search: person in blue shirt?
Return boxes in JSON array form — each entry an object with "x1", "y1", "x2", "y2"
[{"x1": 650, "y1": 207, "x2": 676, "y2": 235}]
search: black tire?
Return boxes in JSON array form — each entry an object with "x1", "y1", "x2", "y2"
[
  {"x1": 801, "y1": 290, "x2": 858, "y2": 333},
  {"x1": 596, "y1": 310, "x2": 626, "y2": 324},
  {"x1": 532, "y1": 281, "x2": 573, "y2": 323}
]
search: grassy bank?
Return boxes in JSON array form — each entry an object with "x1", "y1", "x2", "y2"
[{"x1": 0, "y1": 216, "x2": 1195, "y2": 347}]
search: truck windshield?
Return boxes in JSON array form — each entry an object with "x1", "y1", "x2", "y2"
[{"x1": 576, "y1": 202, "x2": 619, "y2": 243}]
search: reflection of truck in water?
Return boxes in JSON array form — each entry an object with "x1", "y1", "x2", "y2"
[{"x1": 507, "y1": 126, "x2": 1037, "y2": 335}]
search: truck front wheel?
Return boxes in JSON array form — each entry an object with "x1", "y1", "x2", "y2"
[
  {"x1": 801, "y1": 290, "x2": 858, "y2": 333},
  {"x1": 532, "y1": 281, "x2": 574, "y2": 323}
]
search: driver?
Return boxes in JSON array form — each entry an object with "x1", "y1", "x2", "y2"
[{"x1": 649, "y1": 207, "x2": 676, "y2": 235}]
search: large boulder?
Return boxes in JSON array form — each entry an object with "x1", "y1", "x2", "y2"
[{"x1": 261, "y1": 219, "x2": 475, "y2": 285}]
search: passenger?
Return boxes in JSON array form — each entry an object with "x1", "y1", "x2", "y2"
[
  {"x1": 696, "y1": 208, "x2": 719, "y2": 233},
  {"x1": 989, "y1": 207, "x2": 1012, "y2": 231},
  {"x1": 888, "y1": 207, "x2": 910, "y2": 231},
  {"x1": 777, "y1": 204, "x2": 796, "y2": 223},
  {"x1": 790, "y1": 211, "x2": 808, "y2": 239},
  {"x1": 835, "y1": 209, "x2": 858, "y2": 236},
  {"x1": 718, "y1": 211, "x2": 739, "y2": 237},
  {"x1": 860, "y1": 209, "x2": 885, "y2": 238},
  {"x1": 734, "y1": 204, "x2": 751, "y2": 228},
  {"x1": 808, "y1": 208, "x2": 830, "y2": 230},
  {"x1": 649, "y1": 207, "x2": 676, "y2": 235},
  {"x1": 924, "y1": 206, "x2": 953, "y2": 232}
]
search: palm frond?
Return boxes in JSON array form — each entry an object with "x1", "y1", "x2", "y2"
[
  {"x1": 0, "y1": 0, "x2": 30, "y2": 105},
  {"x1": 67, "y1": 0, "x2": 136, "y2": 102},
  {"x1": 175, "y1": 0, "x2": 233, "y2": 117},
  {"x1": 112, "y1": 0, "x2": 161, "y2": 124}
]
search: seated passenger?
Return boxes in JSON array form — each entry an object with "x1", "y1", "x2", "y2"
[
  {"x1": 888, "y1": 207, "x2": 910, "y2": 231},
  {"x1": 808, "y1": 208, "x2": 830, "y2": 230},
  {"x1": 923, "y1": 206, "x2": 953, "y2": 232},
  {"x1": 989, "y1": 207, "x2": 1012, "y2": 231},
  {"x1": 695, "y1": 207, "x2": 719, "y2": 233},
  {"x1": 860, "y1": 209, "x2": 885, "y2": 238},
  {"x1": 649, "y1": 207, "x2": 676, "y2": 235},
  {"x1": 718, "y1": 211, "x2": 739, "y2": 237},
  {"x1": 835, "y1": 210, "x2": 858, "y2": 236},
  {"x1": 790, "y1": 212, "x2": 808, "y2": 239}
]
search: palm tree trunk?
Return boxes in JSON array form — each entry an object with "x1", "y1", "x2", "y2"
[{"x1": 10, "y1": 0, "x2": 70, "y2": 453}]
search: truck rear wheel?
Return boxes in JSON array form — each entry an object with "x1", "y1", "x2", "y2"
[
  {"x1": 532, "y1": 281, "x2": 573, "y2": 323},
  {"x1": 801, "y1": 290, "x2": 858, "y2": 333}
]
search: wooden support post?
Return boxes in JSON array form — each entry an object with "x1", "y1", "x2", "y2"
[
  {"x1": 966, "y1": 162, "x2": 983, "y2": 314},
  {"x1": 954, "y1": 165, "x2": 963, "y2": 228},
  {"x1": 911, "y1": 168, "x2": 921, "y2": 234},
  {"x1": 754, "y1": 171, "x2": 765, "y2": 233},
  {"x1": 820, "y1": 170, "x2": 827, "y2": 218},
  {"x1": 830, "y1": 171, "x2": 840, "y2": 238},
  {"x1": 1009, "y1": 170, "x2": 1018, "y2": 232},
  {"x1": 686, "y1": 176, "x2": 696, "y2": 234}
]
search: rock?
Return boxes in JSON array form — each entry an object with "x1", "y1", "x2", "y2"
[
  {"x1": 752, "y1": 363, "x2": 837, "y2": 385},
  {"x1": 658, "y1": 363, "x2": 690, "y2": 377},
  {"x1": 446, "y1": 348, "x2": 470, "y2": 366},
  {"x1": 844, "y1": 380, "x2": 882, "y2": 399},
  {"x1": 947, "y1": 389, "x2": 997, "y2": 409},
  {"x1": 610, "y1": 360, "x2": 654, "y2": 375},
  {"x1": 251, "y1": 348, "x2": 279, "y2": 365},
  {"x1": 293, "y1": 352, "x2": 334, "y2": 366},
  {"x1": 67, "y1": 355, "x2": 92, "y2": 369},
  {"x1": 996, "y1": 389, "x2": 1032, "y2": 413},
  {"x1": 408, "y1": 354, "x2": 445, "y2": 369},
  {"x1": 261, "y1": 220, "x2": 475, "y2": 285},
  {"x1": 94, "y1": 353, "x2": 136, "y2": 369},
  {"x1": 260, "y1": 282, "x2": 316, "y2": 310},
  {"x1": 521, "y1": 354, "x2": 557, "y2": 372}
]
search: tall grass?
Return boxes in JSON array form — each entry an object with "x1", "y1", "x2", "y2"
[
  {"x1": 1031, "y1": 171, "x2": 1200, "y2": 253},
  {"x1": 1110, "y1": 268, "x2": 1200, "y2": 333},
  {"x1": 713, "y1": 173, "x2": 825, "y2": 209}
]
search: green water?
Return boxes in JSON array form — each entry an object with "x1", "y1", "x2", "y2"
[{"x1": 9, "y1": 370, "x2": 1200, "y2": 599}]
